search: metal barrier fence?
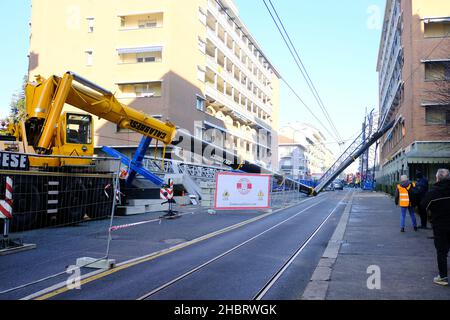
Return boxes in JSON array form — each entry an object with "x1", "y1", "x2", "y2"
[
  {"x1": 270, "y1": 178, "x2": 308, "y2": 209},
  {"x1": 142, "y1": 156, "x2": 233, "y2": 181},
  {"x1": 0, "y1": 152, "x2": 121, "y2": 235}
]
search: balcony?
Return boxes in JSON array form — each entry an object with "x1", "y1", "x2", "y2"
[
  {"x1": 207, "y1": 0, "x2": 272, "y2": 80},
  {"x1": 205, "y1": 84, "x2": 255, "y2": 124},
  {"x1": 117, "y1": 81, "x2": 163, "y2": 99},
  {"x1": 206, "y1": 26, "x2": 272, "y2": 98},
  {"x1": 119, "y1": 12, "x2": 163, "y2": 30},
  {"x1": 205, "y1": 47, "x2": 273, "y2": 116}
]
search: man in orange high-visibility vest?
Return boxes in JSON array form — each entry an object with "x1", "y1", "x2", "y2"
[{"x1": 395, "y1": 175, "x2": 418, "y2": 233}]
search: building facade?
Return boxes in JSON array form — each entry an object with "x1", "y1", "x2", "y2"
[
  {"x1": 376, "y1": 0, "x2": 450, "y2": 187},
  {"x1": 278, "y1": 135, "x2": 309, "y2": 180},
  {"x1": 278, "y1": 123, "x2": 335, "y2": 179},
  {"x1": 28, "y1": 0, "x2": 280, "y2": 169}
]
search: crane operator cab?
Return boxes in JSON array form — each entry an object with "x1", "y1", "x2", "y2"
[{"x1": 56, "y1": 112, "x2": 94, "y2": 166}]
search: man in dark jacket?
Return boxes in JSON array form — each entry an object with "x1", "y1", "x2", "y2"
[
  {"x1": 420, "y1": 169, "x2": 450, "y2": 286},
  {"x1": 415, "y1": 172, "x2": 429, "y2": 229}
]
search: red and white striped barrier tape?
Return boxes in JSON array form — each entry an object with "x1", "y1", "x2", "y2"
[
  {"x1": 0, "y1": 177, "x2": 13, "y2": 219},
  {"x1": 109, "y1": 219, "x2": 159, "y2": 232},
  {"x1": 109, "y1": 211, "x2": 195, "y2": 232}
]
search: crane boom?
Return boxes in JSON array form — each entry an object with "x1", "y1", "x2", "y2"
[{"x1": 29, "y1": 71, "x2": 177, "y2": 153}]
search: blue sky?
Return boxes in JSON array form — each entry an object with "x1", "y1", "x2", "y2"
[
  {"x1": 0, "y1": 0, "x2": 385, "y2": 155},
  {"x1": 0, "y1": 0, "x2": 31, "y2": 118}
]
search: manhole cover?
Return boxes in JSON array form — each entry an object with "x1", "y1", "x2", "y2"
[{"x1": 162, "y1": 239, "x2": 187, "y2": 245}]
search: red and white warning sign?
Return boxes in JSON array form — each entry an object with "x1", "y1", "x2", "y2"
[
  {"x1": 0, "y1": 176, "x2": 13, "y2": 219},
  {"x1": 214, "y1": 173, "x2": 271, "y2": 210},
  {"x1": 160, "y1": 179, "x2": 174, "y2": 200}
]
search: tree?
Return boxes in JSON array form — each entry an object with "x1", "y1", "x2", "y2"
[
  {"x1": 9, "y1": 75, "x2": 28, "y2": 122},
  {"x1": 429, "y1": 62, "x2": 450, "y2": 105},
  {"x1": 424, "y1": 41, "x2": 450, "y2": 103}
]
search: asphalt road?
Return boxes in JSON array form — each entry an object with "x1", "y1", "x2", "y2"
[{"x1": 26, "y1": 189, "x2": 351, "y2": 300}]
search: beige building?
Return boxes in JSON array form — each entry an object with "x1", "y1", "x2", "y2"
[
  {"x1": 376, "y1": 0, "x2": 450, "y2": 187},
  {"x1": 278, "y1": 123, "x2": 335, "y2": 179},
  {"x1": 28, "y1": 0, "x2": 280, "y2": 169}
]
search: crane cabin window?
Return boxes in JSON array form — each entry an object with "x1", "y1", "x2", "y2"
[{"x1": 66, "y1": 114, "x2": 92, "y2": 145}]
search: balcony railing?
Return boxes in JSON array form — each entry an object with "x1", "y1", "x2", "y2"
[{"x1": 205, "y1": 55, "x2": 273, "y2": 117}]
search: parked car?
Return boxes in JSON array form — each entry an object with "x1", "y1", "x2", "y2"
[
  {"x1": 333, "y1": 180, "x2": 344, "y2": 190},
  {"x1": 325, "y1": 183, "x2": 335, "y2": 191}
]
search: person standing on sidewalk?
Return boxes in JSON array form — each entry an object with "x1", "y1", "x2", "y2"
[
  {"x1": 415, "y1": 172, "x2": 429, "y2": 229},
  {"x1": 395, "y1": 175, "x2": 418, "y2": 233},
  {"x1": 420, "y1": 169, "x2": 450, "y2": 286}
]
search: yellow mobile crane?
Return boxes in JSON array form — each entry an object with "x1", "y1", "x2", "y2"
[
  {"x1": 0, "y1": 71, "x2": 178, "y2": 229},
  {"x1": 5, "y1": 71, "x2": 177, "y2": 166}
]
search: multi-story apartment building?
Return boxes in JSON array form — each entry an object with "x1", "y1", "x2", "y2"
[
  {"x1": 28, "y1": 0, "x2": 280, "y2": 169},
  {"x1": 278, "y1": 123, "x2": 335, "y2": 179},
  {"x1": 278, "y1": 135, "x2": 309, "y2": 180},
  {"x1": 376, "y1": 0, "x2": 450, "y2": 187}
]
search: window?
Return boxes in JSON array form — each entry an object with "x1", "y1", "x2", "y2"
[
  {"x1": 136, "y1": 53, "x2": 156, "y2": 63},
  {"x1": 425, "y1": 106, "x2": 450, "y2": 125},
  {"x1": 198, "y1": 37, "x2": 206, "y2": 54},
  {"x1": 197, "y1": 66, "x2": 206, "y2": 82},
  {"x1": 198, "y1": 7, "x2": 207, "y2": 25},
  {"x1": 196, "y1": 96, "x2": 205, "y2": 111},
  {"x1": 138, "y1": 19, "x2": 157, "y2": 29},
  {"x1": 66, "y1": 114, "x2": 92, "y2": 144},
  {"x1": 424, "y1": 21, "x2": 450, "y2": 38},
  {"x1": 195, "y1": 125, "x2": 204, "y2": 140},
  {"x1": 85, "y1": 50, "x2": 93, "y2": 66},
  {"x1": 135, "y1": 83, "x2": 159, "y2": 97},
  {"x1": 87, "y1": 17, "x2": 95, "y2": 33},
  {"x1": 425, "y1": 61, "x2": 450, "y2": 81}
]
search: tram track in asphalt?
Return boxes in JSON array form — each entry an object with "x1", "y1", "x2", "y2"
[
  {"x1": 136, "y1": 191, "x2": 351, "y2": 301},
  {"x1": 0, "y1": 190, "x2": 348, "y2": 300},
  {"x1": 18, "y1": 194, "x2": 325, "y2": 300}
]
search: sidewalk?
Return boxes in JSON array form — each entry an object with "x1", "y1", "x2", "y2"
[{"x1": 310, "y1": 190, "x2": 449, "y2": 300}]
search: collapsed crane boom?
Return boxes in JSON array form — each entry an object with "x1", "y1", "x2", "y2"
[{"x1": 313, "y1": 120, "x2": 395, "y2": 194}]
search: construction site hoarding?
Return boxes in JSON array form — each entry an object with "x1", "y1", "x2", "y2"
[{"x1": 214, "y1": 172, "x2": 271, "y2": 210}]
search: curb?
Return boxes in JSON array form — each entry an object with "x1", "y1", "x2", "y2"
[{"x1": 301, "y1": 191, "x2": 355, "y2": 300}]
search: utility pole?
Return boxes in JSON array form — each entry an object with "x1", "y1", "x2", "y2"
[{"x1": 359, "y1": 110, "x2": 367, "y2": 187}]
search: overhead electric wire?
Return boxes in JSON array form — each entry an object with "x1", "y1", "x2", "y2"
[
  {"x1": 281, "y1": 79, "x2": 342, "y2": 141},
  {"x1": 213, "y1": 0, "x2": 341, "y2": 144},
  {"x1": 262, "y1": 0, "x2": 344, "y2": 144}
]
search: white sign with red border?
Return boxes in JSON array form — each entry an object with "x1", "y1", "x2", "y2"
[{"x1": 214, "y1": 172, "x2": 271, "y2": 210}]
